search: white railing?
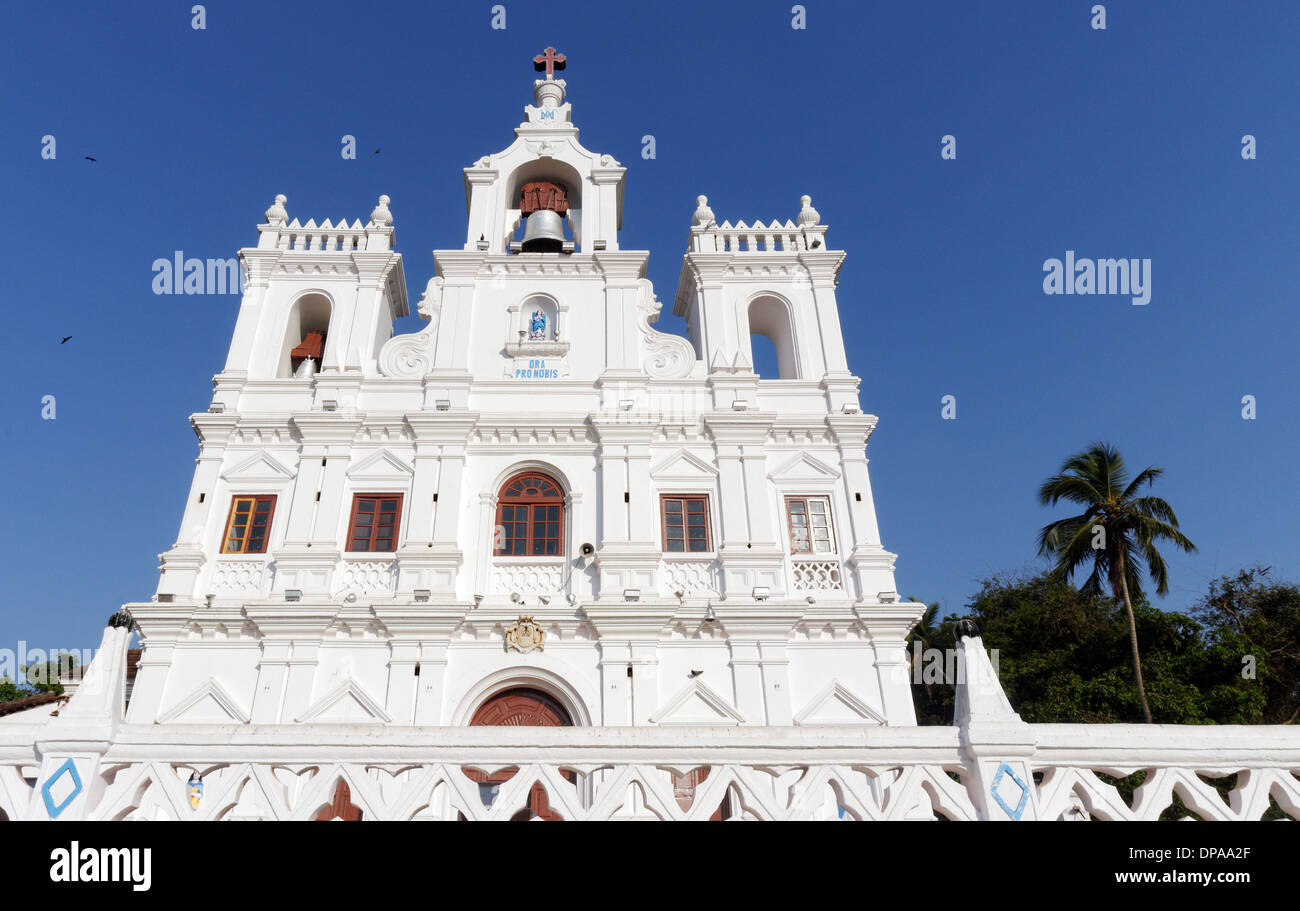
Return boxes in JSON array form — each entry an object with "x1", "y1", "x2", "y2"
[
  {"x1": 490, "y1": 559, "x2": 565, "y2": 596},
  {"x1": 789, "y1": 558, "x2": 844, "y2": 592},
  {"x1": 661, "y1": 558, "x2": 721, "y2": 598},
  {"x1": 278, "y1": 218, "x2": 367, "y2": 252},
  {"x1": 335, "y1": 558, "x2": 397, "y2": 596},
  {"x1": 210, "y1": 559, "x2": 272, "y2": 596},
  {"x1": 2, "y1": 724, "x2": 1297, "y2": 821},
  {"x1": 690, "y1": 219, "x2": 829, "y2": 254}
]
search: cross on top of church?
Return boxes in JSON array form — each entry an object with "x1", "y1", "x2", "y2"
[{"x1": 533, "y1": 46, "x2": 566, "y2": 80}]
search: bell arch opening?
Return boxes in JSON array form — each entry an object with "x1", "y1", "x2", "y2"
[
  {"x1": 504, "y1": 159, "x2": 583, "y2": 251},
  {"x1": 279, "y1": 292, "x2": 332, "y2": 378},
  {"x1": 747, "y1": 294, "x2": 799, "y2": 379}
]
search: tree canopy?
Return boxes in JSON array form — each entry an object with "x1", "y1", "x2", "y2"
[{"x1": 908, "y1": 568, "x2": 1288, "y2": 726}]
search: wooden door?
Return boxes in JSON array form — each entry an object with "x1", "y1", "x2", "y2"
[{"x1": 466, "y1": 687, "x2": 573, "y2": 821}]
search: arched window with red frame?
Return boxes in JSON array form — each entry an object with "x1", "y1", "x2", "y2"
[{"x1": 494, "y1": 471, "x2": 565, "y2": 556}]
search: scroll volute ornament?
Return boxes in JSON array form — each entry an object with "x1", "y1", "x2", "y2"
[{"x1": 520, "y1": 181, "x2": 569, "y2": 217}]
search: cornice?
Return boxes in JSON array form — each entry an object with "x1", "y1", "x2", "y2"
[
  {"x1": 826, "y1": 413, "x2": 880, "y2": 446},
  {"x1": 189, "y1": 413, "x2": 239, "y2": 444},
  {"x1": 703, "y1": 411, "x2": 778, "y2": 440},
  {"x1": 289, "y1": 414, "x2": 365, "y2": 443},
  {"x1": 404, "y1": 413, "x2": 481, "y2": 440},
  {"x1": 797, "y1": 249, "x2": 847, "y2": 284}
]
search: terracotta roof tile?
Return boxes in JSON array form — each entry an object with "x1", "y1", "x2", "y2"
[{"x1": 0, "y1": 691, "x2": 67, "y2": 717}]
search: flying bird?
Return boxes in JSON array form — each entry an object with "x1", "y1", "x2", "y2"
[
  {"x1": 60, "y1": 336, "x2": 72, "y2": 344},
  {"x1": 84, "y1": 156, "x2": 96, "y2": 162},
  {"x1": 373, "y1": 147, "x2": 381, "y2": 156}
]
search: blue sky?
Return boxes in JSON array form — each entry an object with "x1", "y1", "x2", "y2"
[{"x1": 1, "y1": 1, "x2": 1296, "y2": 652}]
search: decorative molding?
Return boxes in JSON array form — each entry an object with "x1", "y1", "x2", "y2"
[
  {"x1": 295, "y1": 678, "x2": 391, "y2": 724},
  {"x1": 156, "y1": 678, "x2": 251, "y2": 725},
  {"x1": 220, "y1": 451, "x2": 296, "y2": 483},
  {"x1": 768, "y1": 451, "x2": 841, "y2": 482},
  {"x1": 346, "y1": 449, "x2": 414, "y2": 481},
  {"x1": 504, "y1": 340, "x2": 570, "y2": 358},
  {"x1": 650, "y1": 678, "x2": 746, "y2": 726},
  {"x1": 793, "y1": 679, "x2": 886, "y2": 726},
  {"x1": 636, "y1": 278, "x2": 695, "y2": 379},
  {"x1": 649, "y1": 448, "x2": 719, "y2": 480},
  {"x1": 377, "y1": 277, "x2": 442, "y2": 378},
  {"x1": 505, "y1": 615, "x2": 545, "y2": 653}
]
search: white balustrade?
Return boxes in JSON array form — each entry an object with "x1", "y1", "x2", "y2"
[
  {"x1": 3, "y1": 723, "x2": 1295, "y2": 821},
  {"x1": 270, "y1": 218, "x2": 370, "y2": 252},
  {"x1": 336, "y1": 558, "x2": 397, "y2": 596},
  {"x1": 209, "y1": 559, "x2": 271, "y2": 595},
  {"x1": 490, "y1": 559, "x2": 565, "y2": 596},
  {"x1": 661, "y1": 558, "x2": 721, "y2": 597},
  {"x1": 690, "y1": 219, "x2": 828, "y2": 254},
  {"x1": 789, "y1": 558, "x2": 844, "y2": 592}
]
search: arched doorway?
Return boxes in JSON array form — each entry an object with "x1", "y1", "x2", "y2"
[{"x1": 465, "y1": 687, "x2": 573, "y2": 820}]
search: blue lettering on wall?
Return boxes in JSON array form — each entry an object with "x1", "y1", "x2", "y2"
[{"x1": 514, "y1": 358, "x2": 559, "y2": 380}]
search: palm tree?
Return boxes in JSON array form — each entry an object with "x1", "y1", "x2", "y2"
[{"x1": 1037, "y1": 442, "x2": 1196, "y2": 723}]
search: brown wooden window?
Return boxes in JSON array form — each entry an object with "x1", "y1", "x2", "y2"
[
  {"x1": 494, "y1": 472, "x2": 564, "y2": 556},
  {"x1": 661, "y1": 495, "x2": 711, "y2": 553},
  {"x1": 347, "y1": 494, "x2": 403, "y2": 552},
  {"x1": 786, "y1": 496, "x2": 835, "y2": 554},
  {"x1": 222, "y1": 495, "x2": 276, "y2": 554}
]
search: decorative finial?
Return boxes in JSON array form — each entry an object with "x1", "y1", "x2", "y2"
[
  {"x1": 369, "y1": 194, "x2": 393, "y2": 227},
  {"x1": 692, "y1": 195, "x2": 715, "y2": 227},
  {"x1": 531, "y1": 46, "x2": 567, "y2": 110},
  {"x1": 797, "y1": 194, "x2": 820, "y2": 227},
  {"x1": 265, "y1": 193, "x2": 288, "y2": 226}
]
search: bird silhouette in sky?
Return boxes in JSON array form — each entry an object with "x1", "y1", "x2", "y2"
[
  {"x1": 373, "y1": 147, "x2": 381, "y2": 156},
  {"x1": 84, "y1": 156, "x2": 96, "y2": 162},
  {"x1": 61, "y1": 336, "x2": 72, "y2": 344}
]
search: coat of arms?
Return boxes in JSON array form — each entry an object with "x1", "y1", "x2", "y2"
[{"x1": 506, "y1": 615, "x2": 545, "y2": 653}]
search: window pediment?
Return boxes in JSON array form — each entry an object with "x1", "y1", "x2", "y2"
[
  {"x1": 768, "y1": 451, "x2": 841, "y2": 482},
  {"x1": 650, "y1": 449, "x2": 719, "y2": 481},
  {"x1": 220, "y1": 452, "x2": 296, "y2": 484},
  {"x1": 346, "y1": 449, "x2": 414, "y2": 482}
]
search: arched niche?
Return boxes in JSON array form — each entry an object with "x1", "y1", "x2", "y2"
[
  {"x1": 519, "y1": 294, "x2": 559, "y2": 342},
  {"x1": 278, "y1": 292, "x2": 333, "y2": 378},
  {"x1": 747, "y1": 294, "x2": 799, "y2": 379},
  {"x1": 503, "y1": 158, "x2": 584, "y2": 250}
]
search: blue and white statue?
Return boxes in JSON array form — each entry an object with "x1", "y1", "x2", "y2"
[{"x1": 529, "y1": 310, "x2": 547, "y2": 340}]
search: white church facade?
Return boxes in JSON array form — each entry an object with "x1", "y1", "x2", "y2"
[
  {"x1": 4, "y1": 54, "x2": 1296, "y2": 822},
  {"x1": 129, "y1": 55, "x2": 920, "y2": 743}
]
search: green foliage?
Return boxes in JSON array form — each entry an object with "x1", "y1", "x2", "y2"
[
  {"x1": 910, "y1": 570, "x2": 1269, "y2": 726},
  {"x1": 0, "y1": 653, "x2": 79, "y2": 703},
  {"x1": 1192, "y1": 566, "x2": 1300, "y2": 725}
]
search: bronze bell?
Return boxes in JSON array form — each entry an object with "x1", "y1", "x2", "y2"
[{"x1": 520, "y1": 209, "x2": 567, "y2": 252}]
